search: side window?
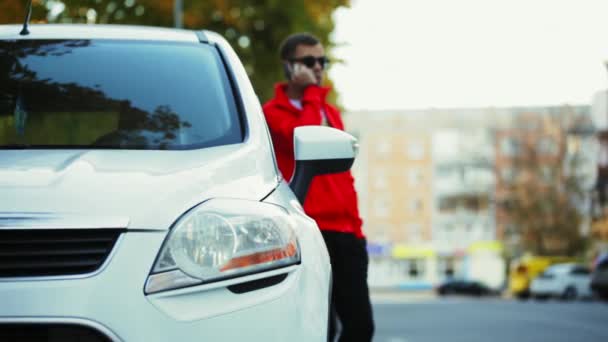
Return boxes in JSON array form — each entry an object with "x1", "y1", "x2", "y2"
[{"x1": 571, "y1": 267, "x2": 590, "y2": 275}]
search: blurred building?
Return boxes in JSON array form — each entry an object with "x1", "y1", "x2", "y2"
[
  {"x1": 345, "y1": 105, "x2": 590, "y2": 290},
  {"x1": 432, "y1": 127, "x2": 498, "y2": 286},
  {"x1": 346, "y1": 111, "x2": 434, "y2": 288},
  {"x1": 346, "y1": 108, "x2": 506, "y2": 289},
  {"x1": 590, "y1": 89, "x2": 608, "y2": 245}
]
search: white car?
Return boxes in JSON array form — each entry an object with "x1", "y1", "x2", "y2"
[
  {"x1": 530, "y1": 263, "x2": 592, "y2": 300},
  {"x1": 0, "y1": 24, "x2": 358, "y2": 341}
]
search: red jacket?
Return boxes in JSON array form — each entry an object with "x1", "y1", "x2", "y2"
[{"x1": 263, "y1": 83, "x2": 364, "y2": 238}]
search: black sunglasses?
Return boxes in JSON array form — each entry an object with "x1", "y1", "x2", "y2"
[{"x1": 289, "y1": 56, "x2": 329, "y2": 69}]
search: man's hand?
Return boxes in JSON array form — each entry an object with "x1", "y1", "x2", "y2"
[{"x1": 291, "y1": 63, "x2": 317, "y2": 87}]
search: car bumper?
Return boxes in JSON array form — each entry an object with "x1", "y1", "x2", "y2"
[
  {"x1": 530, "y1": 282, "x2": 560, "y2": 296},
  {"x1": 0, "y1": 232, "x2": 329, "y2": 341}
]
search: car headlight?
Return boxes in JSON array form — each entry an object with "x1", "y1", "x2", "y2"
[{"x1": 145, "y1": 199, "x2": 300, "y2": 294}]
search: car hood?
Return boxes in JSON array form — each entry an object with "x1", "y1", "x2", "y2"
[{"x1": 0, "y1": 144, "x2": 279, "y2": 230}]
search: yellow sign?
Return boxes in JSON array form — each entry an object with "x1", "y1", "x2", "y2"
[
  {"x1": 391, "y1": 245, "x2": 435, "y2": 259},
  {"x1": 467, "y1": 241, "x2": 503, "y2": 254}
]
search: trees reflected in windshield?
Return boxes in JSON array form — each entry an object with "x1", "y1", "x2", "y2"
[{"x1": 0, "y1": 39, "x2": 241, "y2": 150}]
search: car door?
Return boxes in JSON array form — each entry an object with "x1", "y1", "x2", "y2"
[{"x1": 570, "y1": 266, "x2": 591, "y2": 296}]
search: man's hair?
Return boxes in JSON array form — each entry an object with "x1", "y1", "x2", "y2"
[{"x1": 279, "y1": 33, "x2": 321, "y2": 60}]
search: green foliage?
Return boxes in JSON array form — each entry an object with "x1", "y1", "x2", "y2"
[{"x1": 1, "y1": 0, "x2": 349, "y2": 103}]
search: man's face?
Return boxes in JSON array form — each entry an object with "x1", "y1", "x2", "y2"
[{"x1": 291, "y1": 43, "x2": 326, "y2": 85}]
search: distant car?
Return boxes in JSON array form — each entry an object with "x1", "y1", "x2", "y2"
[
  {"x1": 436, "y1": 279, "x2": 496, "y2": 296},
  {"x1": 508, "y1": 255, "x2": 577, "y2": 299},
  {"x1": 591, "y1": 254, "x2": 608, "y2": 301},
  {"x1": 530, "y1": 263, "x2": 592, "y2": 300},
  {"x1": 0, "y1": 24, "x2": 360, "y2": 342}
]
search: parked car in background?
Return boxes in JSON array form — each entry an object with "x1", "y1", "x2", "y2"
[
  {"x1": 508, "y1": 255, "x2": 577, "y2": 299},
  {"x1": 530, "y1": 263, "x2": 592, "y2": 300},
  {"x1": 0, "y1": 24, "x2": 359, "y2": 342},
  {"x1": 436, "y1": 279, "x2": 497, "y2": 297},
  {"x1": 591, "y1": 254, "x2": 608, "y2": 300}
]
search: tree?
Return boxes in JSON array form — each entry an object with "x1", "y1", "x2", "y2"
[
  {"x1": 499, "y1": 109, "x2": 588, "y2": 257},
  {"x1": 1, "y1": 0, "x2": 350, "y2": 103},
  {"x1": 0, "y1": 0, "x2": 47, "y2": 25}
]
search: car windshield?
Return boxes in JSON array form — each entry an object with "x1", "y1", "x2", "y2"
[
  {"x1": 545, "y1": 265, "x2": 572, "y2": 275},
  {"x1": 0, "y1": 39, "x2": 242, "y2": 150}
]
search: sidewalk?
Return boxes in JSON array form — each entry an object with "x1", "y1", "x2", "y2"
[{"x1": 370, "y1": 288, "x2": 438, "y2": 304}]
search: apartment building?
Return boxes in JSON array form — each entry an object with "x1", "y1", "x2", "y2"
[{"x1": 344, "y1": 105, "x2": 589, "y2": 289}]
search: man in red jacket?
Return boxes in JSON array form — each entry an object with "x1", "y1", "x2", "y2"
[{"x1": 263, "y1": 33, "x2": 374, "y2": 342}]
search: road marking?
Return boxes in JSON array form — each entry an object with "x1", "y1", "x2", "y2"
[
  {"x1": 387, "y1": 338, "x2": 408, "y2": 342},
  {"x1": 373, "y1": 298, "x2": 468, "y2": 305}
]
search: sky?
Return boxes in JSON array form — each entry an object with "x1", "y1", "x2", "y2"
[{"x1": 329, "y1": 0, "x2": 608, "y2": 111}]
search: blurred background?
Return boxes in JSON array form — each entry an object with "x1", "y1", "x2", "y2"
[
  {"x1": 2, "y1": 1, "x2": 608, "y2": 341},
  {"x1": 0, "y1": 0, "x2": 348, "y2": 103}
]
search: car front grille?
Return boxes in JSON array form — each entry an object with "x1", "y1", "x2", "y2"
[
  {"x1": 0, "y1": 323, "x2": 113, "y2": 342},
  {"x1": 0, "y1": 229, "x2": 123, "y2": 277}
]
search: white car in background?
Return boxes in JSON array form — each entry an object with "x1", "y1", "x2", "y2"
[
  {"x1": 530, "y1": 263, "x2": 592, "y2": 300},
  {"x1": 0, "y1": 24, "x2": 358, "y2": 341}
]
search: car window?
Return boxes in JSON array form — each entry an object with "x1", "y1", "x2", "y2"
[
  {"x1": 0, "y1": 39, "x2": 243, "y2": 150},
  {"x1": 546, "y1": 265, "x2": 571, "y2": 275},
  {"x1": 540, "y1": 269, "x2": 555, "y2": 277},
  {"x1": 570, "y1": 266, "x2": 590, "y2": 275}
]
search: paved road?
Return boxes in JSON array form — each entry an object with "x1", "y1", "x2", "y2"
[{"x1": 372, "y1": 297, "x2": 608, "y2": 342}]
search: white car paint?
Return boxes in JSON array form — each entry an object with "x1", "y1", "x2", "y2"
[
  {"x1": 294, "y1": 126, "x2": 358, "y2": 161},
  {"x1": 0, "y1": 24, "x2": 348, "y2": 341},
  {"x1": 530, "y1": 263, "x2": 592, "y2": 299},
  {"x1": 0, "y1": 24, "x2": 199, "y2": 42}
]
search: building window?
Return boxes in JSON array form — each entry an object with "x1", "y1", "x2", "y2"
[
  {"x1": 500, "y1": 138, "x2": 520, "y2": 156},
  {"x1": 372, "y1": 224, "x2": 391, "y2": 243},
  {"x1": 407, "y1": 140, "x2": 425, "y2": 160},
  {"x1": 409, "y1": 198, "x2": 423, "y2": 213},
  {"x1": 373, "y1": 167, "x2": 388, "y2": 189},
  {"x1": 438, "y1": 197, "x2": 457, "y2": 213},
  {"x1": 439, "y1": 195, "x2": 489, "y2": 213},
  {"x1": 501, "y1": 167, "x2": 517, "y2": 184},
  {"x1": 376, "y1": 140, "x2": 392, "y2": 157},
  {"x1": 406, "y1": 258, "x2": 426, "y2": 278},
  {"x1": 537, "y1": 138, "x2": 558, "y2": 156},
  {"x1": 443, "y1": 224, "x2": 461, "y2": 242},
  {"x1": 438, "y1": 257, "x2": 456, "y2": 277},
  {"x1": 396, "y1": 258, "x2": 426, "y2": 279},
  {"x1": 407, "y1": 168, "x2": 423, "y2": 186},
  {"x1": 465, "y1": 224, "x2": 473, "y2": 233},
  {"x1": 484, "y1": 224, "x2": 495, "y2": 240},
  {"x1": 373, "y1": 197, "x2": 390, "y2": 218},
  {"x1": 406, "y1": 223, "x2": 423, "y2": 242}
]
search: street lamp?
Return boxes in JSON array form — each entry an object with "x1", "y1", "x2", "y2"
[{"x1": 174, "y1": 0, "x2": 183, "y2": 28}]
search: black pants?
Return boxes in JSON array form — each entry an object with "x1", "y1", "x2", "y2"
[{"x1": 322, "y1": 231, "x2": 374, "y2": 342}]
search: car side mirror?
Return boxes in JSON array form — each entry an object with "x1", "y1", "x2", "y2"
[{"x1": 289, "y1": 126, "x2": 358, "y2": 204}]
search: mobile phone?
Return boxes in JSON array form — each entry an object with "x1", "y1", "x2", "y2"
[{"x1": 283, "y1": 62, "x2": 293, "y2": 80}]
